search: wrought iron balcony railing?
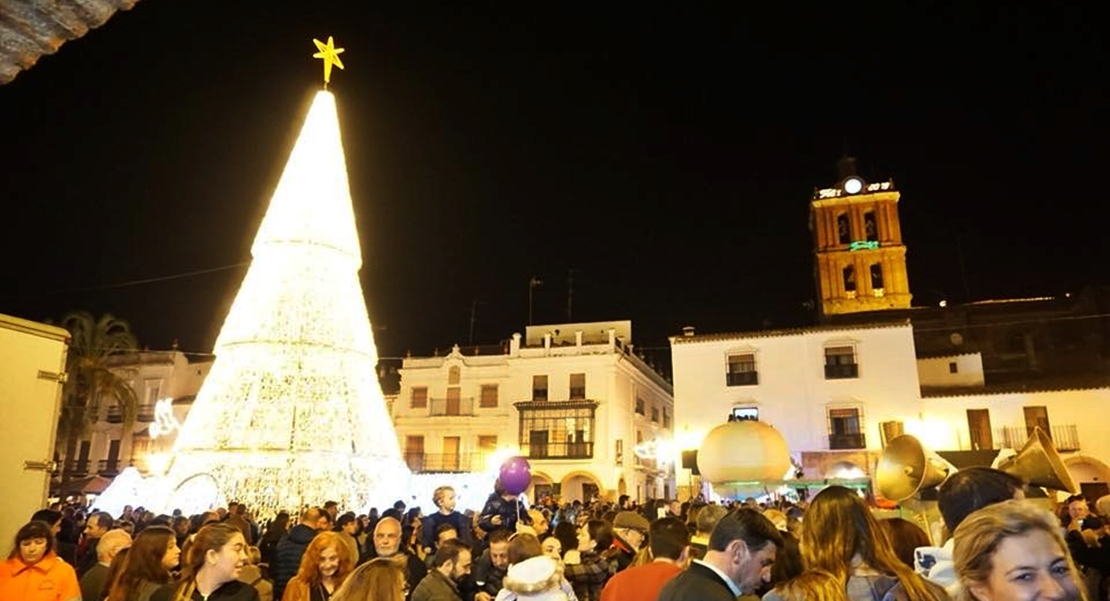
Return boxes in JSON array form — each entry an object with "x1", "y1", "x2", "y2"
[{"x1": 995, "y1": 424, "x2": 1079, "y2": 452}]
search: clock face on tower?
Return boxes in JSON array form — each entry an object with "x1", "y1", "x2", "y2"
[{"x1": 843, "y1": 177, "x2": 864, "y2": 194}]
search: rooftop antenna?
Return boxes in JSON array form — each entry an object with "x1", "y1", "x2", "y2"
[
  {"x1": 467, "y1": 299, "x2": 485, "y2": 345},
  {"x1": 567, "y1": 268, "x2": 579, "y2": 321}
]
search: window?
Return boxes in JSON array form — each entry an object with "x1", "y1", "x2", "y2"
[
  {"x1": 448, "y1": 366, "x2": 460, "y2": 385},
  {"x1": 532, "y1": 375, "x2": 548, "y2": 401},
  {"x1": 662, "y1": 408, "x2": 670, "y2": 429},
  {"x1": 145, "y1": 381, "x2": 162, "y2": 405},
  {"x1": 864, "y1": 211, "x2": 878, "y2": 241},
  {"x1": 828, "y1": 407, "x2": 865, "y2": 449},
  {"x1": 615, "y1": 439, "x2": 623, "y2": 466},
  {"x1": 442, "y1": 436, "x2": 461, "y2": 471},
  {"x1": 726, "y1": 353, "x2": 758, "y2": 386},
  {"x1": 837, "y1": 213, "x2": 851, "y2": 244},
  {"x1": 825, "y1": 346, "x2": 859, "y2": 379},
  {"x1": 405, "y1": 436, "x2": 425, "y2": 471},
  {"x1": 731, "y1": 406, "x2": 759, "y2": 421},
  {"x1": 410, "y1": 386, "x2": 428, "y2": 409},
  {"x1": 651, "y1": 406, "x2": 660, "y2": 423},
  {"x1": 949, "y1": 362, "x2": 959, "y2": 374},
  {"x1": 517, "y1": 403, "x2": 596, "y2": 459},
  {"x1": 635, "y1": 397, "x2": 645, "y2": 415},
  {"x1": 843, "y1": 265, "x2": 857, "y2": 297},
  {"x1": 569, "y1": 373, "x2": 586, "y2": 400},
  {"x1": 480, "y1": 384, "x2": 499, "y2": 408},
  {"x1": 870, "y1": 264, "x2": 884, "y2": 296},
  {"x1": 478, "y1": 435, "x2": 498, "y2": 453}
]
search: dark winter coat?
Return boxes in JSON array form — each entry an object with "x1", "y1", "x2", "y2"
[
  {"x1": 270, "y1": 524, "x2": 318, "y2": 600},
  {"x1": 477, "y1": 494, "x2": 531, "y2": 535}
]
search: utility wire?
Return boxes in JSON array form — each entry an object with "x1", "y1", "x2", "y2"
[{"x1": 59, "y1": 262, "x2": 251, "y2": 294}]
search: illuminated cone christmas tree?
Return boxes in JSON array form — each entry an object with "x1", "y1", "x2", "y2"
[{"x1": 166, "y1": 77, "x2": 408, "y2": 516}]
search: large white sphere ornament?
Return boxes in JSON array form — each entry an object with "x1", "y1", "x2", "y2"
[{"x1": 697, "y1": 420, "x2": 792, "y2": 491}]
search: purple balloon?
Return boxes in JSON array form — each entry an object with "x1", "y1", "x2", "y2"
[{"x1": 499, "y1": 456, "x2": 532, "y2": 495}]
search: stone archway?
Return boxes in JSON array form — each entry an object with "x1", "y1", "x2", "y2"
[
  {"x1": 1064, "y1": 455, "x2": 1110, "y2": 503},
  {"x1": 528, "y1": 471, "x2": 555, "y2": 503},
  {"x1": 561, "y1": 471, "x2": 603, "y2": 503}
]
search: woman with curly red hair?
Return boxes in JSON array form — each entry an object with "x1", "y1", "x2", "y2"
[{"x1": 281, "y1": 532, "x2": 356, "y2": 601}]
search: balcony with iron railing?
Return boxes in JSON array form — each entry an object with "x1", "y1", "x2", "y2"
[
  {"x1": 429, "y1": 397, "x2": 476, "y2": 417},
  {"x1": 106, "y1": 406, "x2": 123, "y2": 424},
  {"x1": 726, "y1": 371, "x2": 759, "y2": 386},
  {"x1": 829, "y1": 432, "x2": 867, "y2": 450},
  {"x1": 825, "y1": 364, "x2": 859, "y2": 379},
  {"x1": 995, "y1": 424, "x2": 1079, "y2": 452},
  {"x1": 97, "y1": 459, "x2": 123, "y2": 476},
  {"x1": 520, "y1": 441, "x2": 594, "y2": 460},
  {"x1": 404, "y1": 452, "x2": 487, "y2": 473},
  {"x1": 137, "y1": 404, "x2": 155, "y2": 422}
]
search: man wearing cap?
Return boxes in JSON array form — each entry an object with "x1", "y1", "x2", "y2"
[
  {"x1": 658, "y1": 508, "x2": 781, "y2": 601},
  {"x1": 610, "y1": 511, "x2": 649, "y2": 572},
  {"x1": 600, "y1": 517, "x2": 689, "y2": 601}
]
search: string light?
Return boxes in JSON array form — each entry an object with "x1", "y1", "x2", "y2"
[{"x1": 164, "y1": 90, "x2": 410, "y2": 519}]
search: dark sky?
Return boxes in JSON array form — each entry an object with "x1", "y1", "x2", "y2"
[{"x1": 1, "y1": 3, "x2": 1104, "y2": 364}]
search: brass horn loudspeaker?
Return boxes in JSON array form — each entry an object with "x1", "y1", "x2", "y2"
[
  {"x1": 997, "y1": 426, "x2": 1078, "y2": 494},
  {"x1": 877, "y1": 434, "x2": 952, "y2": 502}
]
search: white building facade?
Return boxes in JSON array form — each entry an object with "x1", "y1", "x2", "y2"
[
  {"x1": 392, "y1": 321, "x2": 675, "y2": 504},
  {"x1": 668, "y1": 321, "x2": 926, "y2": 498},
  {"x1": 77, "y1": 350, "x2": 214, "y2": 480}
]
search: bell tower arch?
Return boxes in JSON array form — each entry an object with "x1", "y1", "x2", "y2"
[{"x1": 811, "y1": 157, "x2": 912, "y2": 317}]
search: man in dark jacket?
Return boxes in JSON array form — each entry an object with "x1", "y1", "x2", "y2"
[
  {"x1": 272, "y1": 507, "x2": 323, "y2": 600},
  {"x1": 657, "y1": 508, "x2": 781, "y2": 601}
]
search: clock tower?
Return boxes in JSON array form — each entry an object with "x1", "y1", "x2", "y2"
[{"x1": 811, "y1": 157, "x2": 912, "y2": 317}]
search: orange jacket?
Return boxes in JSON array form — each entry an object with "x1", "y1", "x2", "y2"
[{"x1": 0, "y1": 552, "x2": 81, "y2": 601}]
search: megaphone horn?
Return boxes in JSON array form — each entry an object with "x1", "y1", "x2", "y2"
[
  {"x1": 877, "y1": 434, "x2": 952, "y2": 502},
  {"x1": 997, "y1": 427, "x2": 1078, "y2": 494}
]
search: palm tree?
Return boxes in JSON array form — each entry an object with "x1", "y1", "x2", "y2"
[{"x1": 56, "y1": 311, "x2": 140, "y2": 486}]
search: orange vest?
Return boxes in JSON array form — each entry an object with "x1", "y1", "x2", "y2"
[{"x1": 0, "y1": 552, "x2": 81, "y2": 601}]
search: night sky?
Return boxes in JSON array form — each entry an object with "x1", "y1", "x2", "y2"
[{"x1": 1, "y1": 3, "x2": 1104, "y2": 365}]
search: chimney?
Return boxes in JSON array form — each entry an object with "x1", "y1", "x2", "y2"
[
  {"x1": 682, "y1": 326, "x2": 696, "y2": 337},
  {"x1": 575, "y1": 331, "x2": 583, "y2": 347},
  {"x1": 510, "y1": 333, "x2": 521, "y2": 355}
]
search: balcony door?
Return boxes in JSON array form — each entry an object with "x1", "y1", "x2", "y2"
[
  {"x1": 446, "y1": 387, "x2": 461, "y2": 416},
  {"x1": 967, "y1": 409, "x2": 993, "y2": 451},
  {"x1": 1024, "y1": 406, "x2": 1051, "y2": 438},
  {"x1": 443, "y1": 436, "x2": 460, "y2": 471}
]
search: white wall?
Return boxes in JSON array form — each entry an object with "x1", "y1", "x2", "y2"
[
  {"x1": 918, "y1": 353, "x2": 985, "y2": 387},
  {"x1": 670, "y1": 322, "x2": 922, "y2": 482}
]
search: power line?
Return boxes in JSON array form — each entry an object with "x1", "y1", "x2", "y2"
[{"x1": 57, "y1": 262, "x2": 251, "y2": 294}]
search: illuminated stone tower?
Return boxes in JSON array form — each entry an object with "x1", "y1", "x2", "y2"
[{"x1": 810, "y1": 157, "x2": 912, "y2": 317}]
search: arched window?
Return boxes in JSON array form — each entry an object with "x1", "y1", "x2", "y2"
[
  {"x1": 843, "y1": 265, "x2": 857, "y2": 292},
  {"x1": 864, "y1": 211, "x2": 878, "y2": 241},
  {"x1": 837, "y1": 213, "x2": 851, "y2": 244},
  {"x1": 870, "y1": 263, "x2": 884, "y2": 293}
]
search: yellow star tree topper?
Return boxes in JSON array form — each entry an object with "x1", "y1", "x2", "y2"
[{"x1": 313, "y1": 36, "x2": 345, "y2": 85}]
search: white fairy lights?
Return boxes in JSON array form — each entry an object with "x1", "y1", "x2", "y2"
[{"x1": 165, "y1": 91, "x2": 410, "y2": 519}]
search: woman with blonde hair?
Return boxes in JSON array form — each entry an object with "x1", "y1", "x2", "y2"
[
  {"x1": 775, "y1": 485, "x2": 948, "y2": 601},
  {"x1": 148, "y1": 523, "x2": 258, "y2": 601},
  {"x1": 953, "y1": 499, "x2": 1084, "y2": 601},
  {"x1": 330, "y1": 558, "x2": 405, "y2": 601},
  {"x1": 281, "y1": 532, "x2": 355, "y2": 601},
  {"x1": 771, "y1": 569, "x2": 849, "y2": 601}
]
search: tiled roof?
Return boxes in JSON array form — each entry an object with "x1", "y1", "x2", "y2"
[
  {"x1": 0, "y1": 0, "x2": 140, "y2": 84},
  {"x1": 921, "y1": 374, "x2": 1110, "y2": 398},
  {"x1": 670, "y1": 319, "x2": 911, "y2": 345}
]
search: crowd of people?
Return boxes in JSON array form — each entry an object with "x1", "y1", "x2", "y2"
[{"x1": 0, "y1": 467, "x2": 1101, "y2": 601}]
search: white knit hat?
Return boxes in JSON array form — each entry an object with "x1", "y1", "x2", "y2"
[{"x1": 502, "y1": 556, "x2": 568, "y2": 601}]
